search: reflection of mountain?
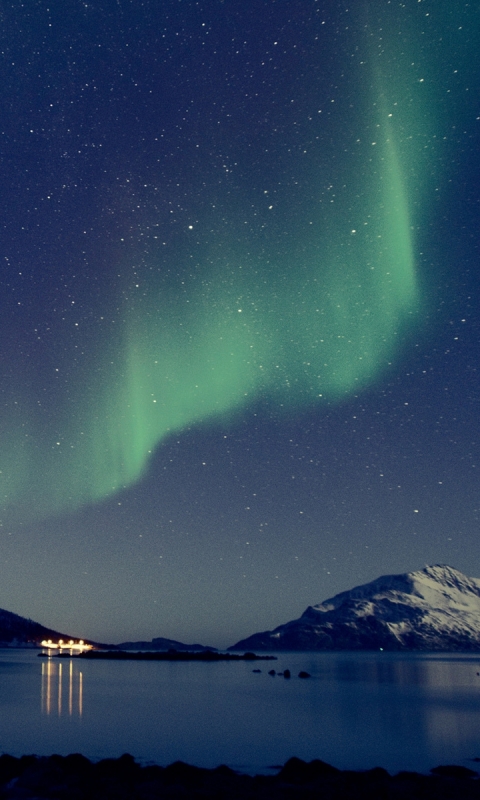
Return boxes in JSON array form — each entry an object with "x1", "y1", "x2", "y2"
[
  {"x1": 229, "y1": 565, "x2": 480, "y2": 652},
  {"x1": 327, "y1": 655, "x2": 480, "y2": 689},
  {"x1": 0, "y1": 608, "x2": 85, "y2": 647}
]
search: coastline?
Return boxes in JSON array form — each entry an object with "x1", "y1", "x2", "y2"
[
  {"x1": 5, "y1": 649, "x2": 479, "y2": 785},
  {"x1": 0, "y1": 753, "x2": 478, "y2": 799},
  {"x1": 71, "y1": 649, "x2": 277, "y2": 662}
]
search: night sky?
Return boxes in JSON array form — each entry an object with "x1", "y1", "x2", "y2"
[{"x1": 0, "y1": 1, "x2": 478, "y2": 648}]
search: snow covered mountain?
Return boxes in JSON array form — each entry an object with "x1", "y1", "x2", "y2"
[{"x1": 229, "y1": 565, "x2": 480, "y2": 651}]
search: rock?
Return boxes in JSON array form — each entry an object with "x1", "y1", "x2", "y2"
[
  {"x1": 277, "y1": 756, "x2": 339, "y2": 783},
  {"x1": 430, "y1": 765, "x2": 478, "y2": 779},
  {"x1": 1, "y1": 752, "x2": 480, "y2": 799}
]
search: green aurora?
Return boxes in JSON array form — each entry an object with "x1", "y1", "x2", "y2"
[{"x1": 1, "y1": 13, "x2": 435, "y2": 522}]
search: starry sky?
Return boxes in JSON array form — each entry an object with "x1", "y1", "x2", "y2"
[{"x1": 0, "y1": 0, "x2": 478, "y2": 648}]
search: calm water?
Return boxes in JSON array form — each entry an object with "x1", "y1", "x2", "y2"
[{"x1": 0, "y1": 649, "x2": 479, "y2": 775}]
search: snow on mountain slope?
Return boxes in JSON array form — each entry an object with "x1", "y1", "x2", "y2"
[{"x1": 229, "y1": 565, "x2": 480, "y2": 652}]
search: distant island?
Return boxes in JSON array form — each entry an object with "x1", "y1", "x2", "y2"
[
  {"x1": 229, "y1": 565, "x2": 480, "y2": 652},
  {"x1": 115, "y1": 637, "x2": 217, "y2": 652},
  {"x1": 75, "y1": 650, "x2": 276, "y2": 662}
]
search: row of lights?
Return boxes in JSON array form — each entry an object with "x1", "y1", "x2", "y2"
[{"x1": 41, "y1": 639, "x2": 92, "y2": 650}]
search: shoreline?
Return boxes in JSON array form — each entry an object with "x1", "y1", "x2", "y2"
[
  {"x1": 38, "y1": 649, "x2": 277, "y2": 662},
  {"x1": 1, "y1": 753, "x2": 479, "y2": 799}
]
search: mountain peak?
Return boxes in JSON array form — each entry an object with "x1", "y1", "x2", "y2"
[
  {"x1": 415, "y1": 563, "x2": 480, "y2": 591},
  {"x1": 229, "y1": 565, "x2": 480, "y2": 652}
]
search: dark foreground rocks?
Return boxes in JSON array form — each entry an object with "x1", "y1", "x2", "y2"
[{"x1": 0, "y1": 754, "x2": 479, "y2": 799}]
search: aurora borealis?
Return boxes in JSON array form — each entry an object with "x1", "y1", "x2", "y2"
[{"x1": 0, "y1": 1, "x2": 478, "y2": 646}]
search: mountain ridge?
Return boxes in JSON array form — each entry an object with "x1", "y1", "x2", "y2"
[
  {"x1": 0, "y1": 609, "x2": 215, "y2": 652},
  {"x1": 115, "y1": 637, "x2": 217, "y2": 652},
  {"x1": 229, "y1": 565, "x2": 480, "y2": 652},
  {"x1": 0, "y1": 608, "x2": 86, "y2": 647},
  {"x1": 3, "y1": 564, "x2": 480, "y2": 652}
]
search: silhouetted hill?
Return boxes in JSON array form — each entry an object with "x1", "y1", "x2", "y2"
[
  {"x1": 0, "y1": 608, "x2": 82, "y2": 647},
  {"x1": 115, "y1": 637, "x2": 216, "y2": 651}
]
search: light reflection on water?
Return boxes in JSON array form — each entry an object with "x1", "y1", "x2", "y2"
[
  {"x1": 317, "y1": 653, "x2": 480, "y2": 688},
  {"x1": 0, "y1": 650, "x2": 479, "y2": 774},
  {"x1": 40, "y1": 659, "x2": 83, "y2": 717}
]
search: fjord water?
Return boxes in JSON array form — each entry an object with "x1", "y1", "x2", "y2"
[{"x1": 0, "y1": 650, "x2": 479, "y2": 775}]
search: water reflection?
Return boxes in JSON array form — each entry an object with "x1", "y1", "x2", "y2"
[
  {"x1": 23, "y1": 651, "x2": 480, "y2": 773},
  {"x1": 330, "y1": 654, "x2": 480, "y2": 688},
  {"x1": 41, "y1": 659, "x2": 83, "y2": 717}
]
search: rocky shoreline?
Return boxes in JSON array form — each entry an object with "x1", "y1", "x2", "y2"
[{"x1": 0, "y1": 753, "x2": 479, "y2": 799}]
